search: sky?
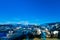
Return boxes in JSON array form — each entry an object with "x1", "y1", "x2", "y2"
[{"x1": 0, "y1": 0, "x2": 60, "y2": 24}]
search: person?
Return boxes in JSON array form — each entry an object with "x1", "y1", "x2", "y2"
[
  {"x1": 58, "y1": 31, "x2": 60, "y2": 40},
  {"x1": 41, "y1": 27, "x2": 47, "y2": 40},
  {"x1": 23, "y1": 30, "x2": 29, "y2": 40},
  {"x1": 41, "y1": 30, "x2": 46, "y2": 40}
]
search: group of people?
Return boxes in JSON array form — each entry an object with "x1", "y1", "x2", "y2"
[{"x1": 0, "y1": 23, "x2": 60, "y2": 40}]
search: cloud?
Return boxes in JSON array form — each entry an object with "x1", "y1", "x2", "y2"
[
  {"x1": 17, "y1": 21, "x2": 29, "y2": 25},
  {"x1": 1, "y1": 21, "x2": 28, "y2": 24},
  {"x1": 0, "y1": 18, "x2": 40, "y2": 25}
]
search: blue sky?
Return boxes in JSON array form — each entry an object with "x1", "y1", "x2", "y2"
[{"x1": 0, "y1": 0, "x2": 60, "y2": 24}]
